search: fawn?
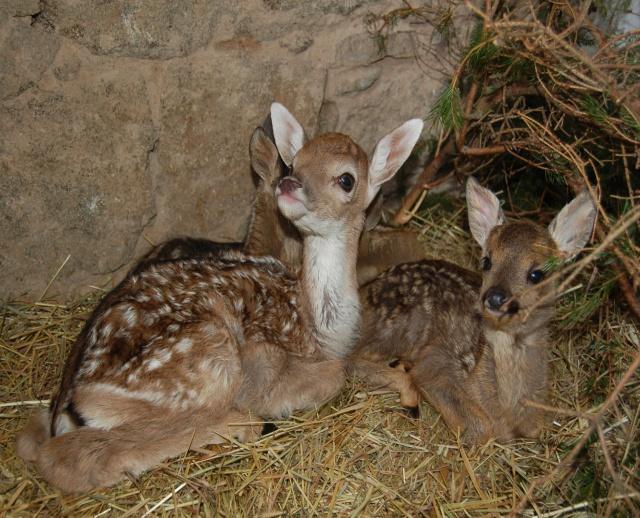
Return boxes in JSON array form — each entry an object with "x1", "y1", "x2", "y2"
[
  {"x1": 144, "y1": 116, "x2": 427, "y2": 286},
  {"x1": 137, "y1": 120, "x2": 296, "y2": 265},
  {"x1": 16, "y1": 103, "x2": 423, "y2": 492},
  {"x1": 351, "y1": 177, "x2": 596, "y2": 443}
]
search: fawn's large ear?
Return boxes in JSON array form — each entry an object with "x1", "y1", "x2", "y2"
[
  {"x1": 364, "y1": 191, "x2": 384, "y2": 231},
  {"x1": 249, "y1": 127, "x2": 279, "y2": 184},
  {"x1": 367, "y1": 119, "x2": 424, "y2": 207},
  {"x1": 466, "y1": 176, "x2": 505, "y2": 249},
  {"x1": 271, "y1": 102, "x2": 305, "y2": 167},
  {"x1": 548, "y1": 189, "x2": 596, "y2": 259}
]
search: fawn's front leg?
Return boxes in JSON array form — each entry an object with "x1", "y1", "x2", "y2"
[
  {"x1": 419, "y1": 383, "x2": 492, "y2": 444},
  {"x1": 237, "y1": 342, "x2": 346, "y2": 418},
  {"x1": 411, "y1": 348, "x2": 493, "y2": 444},
  {"x1": 349, "y1": 358, "x2": 420, "y2": 412},
  {"x1": 511, "y1": 399, "x2": 549, "y2": 439},
  {"x1": 266, "y1": 356, "x2": 346, "y2": 417}
]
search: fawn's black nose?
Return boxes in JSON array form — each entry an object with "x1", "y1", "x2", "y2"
[
  {"x1": 484, "y1": 287, "x2": 508, "y2": 311},
  {"x1": 278, "y1": 177, "x2": 302, "y2": 194}
]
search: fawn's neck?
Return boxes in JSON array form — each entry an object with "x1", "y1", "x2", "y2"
[
  {"x1": 484, "y1": 318, "x2": 550, "y2": 408},
  {"x1": 244, "y1": 188, "x2": 282, "y2": 259},
  {"x1": 301, "y1": 225, "x2": 362, "y2": 359},
  {"x1": 245, "y1": 188, "x2": 302, "y2": 266}
]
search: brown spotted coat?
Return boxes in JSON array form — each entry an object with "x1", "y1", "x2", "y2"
[{"x1": 351, "y1": 179, "x2": 596, "y2": 444}]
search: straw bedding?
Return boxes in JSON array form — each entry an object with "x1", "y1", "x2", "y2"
[
  {"x1": 1, "y1": 207, "x2": 638, "y2": 516},
  {"x1": 2, "y1": 1, "x2": 639, "y2": 514}
]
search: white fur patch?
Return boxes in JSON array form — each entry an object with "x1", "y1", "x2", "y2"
[
  {"x1": 303, "y1": 233, "x2": 360, "y2": 358},
  {"x1": 145, "y1": 358, "x2": 163, "y2": 371},
  {"x1": 122, "y1": 305, "x2": 138, "y2": 327},
  {"x1": 485, "y1": 328, "x2": 524, "y2": 408},
  {"x1": 175, "y1": 338, "x2": 193, "y2": 354},
  {"x1": 100, "y1": 323, "x2": 113, "y2": 338},
  {"x1": 55, "y1": 412, "x2": 77, "y2": 436}
]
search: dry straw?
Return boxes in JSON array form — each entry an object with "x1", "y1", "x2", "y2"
[{"x1": 2, "y1": 0, "x2": 639, "y2": 515}]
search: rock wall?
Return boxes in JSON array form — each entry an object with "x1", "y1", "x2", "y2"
[{"x1": 1, "y1": 0, "x2": 469, "y2": 299}]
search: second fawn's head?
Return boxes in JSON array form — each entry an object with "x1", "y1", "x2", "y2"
[
  {"x1": 466, "y1": 177, "x2": 596, "y2": 330},
  {"x1": 270, "y1": 103, "x2": 424, "y2": 238}
]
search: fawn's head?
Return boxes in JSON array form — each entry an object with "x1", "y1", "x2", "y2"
[
  {"x1": 466, "y1": 177, "x2": 596, "y2": 330},
  {"x1": 270, "y1": 103, "x2": 423, "y2": 238}
]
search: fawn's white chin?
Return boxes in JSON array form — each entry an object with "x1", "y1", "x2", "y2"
[
  {"x1": 277, "y1": 194, "x2": 307, "y2": 221},
  {"x1": 483, "y1": 304, "x2": 506, "y2": 318}
]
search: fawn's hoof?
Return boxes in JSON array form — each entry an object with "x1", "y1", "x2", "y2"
[
  {"x1": 261, "y1": 422, "x2": 278, "y2": 435},
  {"x1": 389, "y1": 359, "x2": 413, "y2": 372},
  {"x1": 404, "y1": 406, "x2": 420, "y2": 419}
]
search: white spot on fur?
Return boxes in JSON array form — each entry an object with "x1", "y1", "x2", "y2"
[
  {"x1": 144, "y1": 313, "x2": 157, "y2": 326},
  {"x1": 100, "y1": 323, "x2": 113, "y2": 338},
  {"x1": 145, "y1": 358, "x2": 163, "y2": 371},
  {"x1": 122, "y1": 305, "x2": 138, "y2": 327},
  {"x1": 176, "y1": 338, "x2": 193, "y2": 354},
  {"x1": 167, "y1": 324, "x2": 180, "y2": 334},
  {"x1": 55, "y1": 412, "x2": 77, "y2": 436},
  {"x1": 80, "y1": 359, "x2": 99, "y2": 377},
  {"x1": 158, "y1": 348, "x2": 172, "y2": 361}
]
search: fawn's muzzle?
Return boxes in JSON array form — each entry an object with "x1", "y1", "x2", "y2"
[
  {"x1": 278, "y1": 177, "x2": 302, "y2": 194},
  {"x1": 484, "y1": 288, "x2": 508, "y2": 311},
  {"x1": 483, "y1": 287, "x2": 520, "y2": 315},
  {"x1": 484, "y1": 287, "x2": 507, "y2": 310}
]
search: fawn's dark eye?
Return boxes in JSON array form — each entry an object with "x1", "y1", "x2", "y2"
[
  {"x1": 528, "y1": 269, "x2": 544, "y2": 284},
  {"x1": 481, "y1": 256, "x2": 492, "y2": 271},
  {"x1": 337, "y1": 173, "x2": 355, "y2": 192}
]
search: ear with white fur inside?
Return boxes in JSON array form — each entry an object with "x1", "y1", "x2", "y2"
[
  {"x1": 466, "y1": 177, "x2": 505, "y2": 249},
  {"x1": 367, "y1": 119, "x2": 424, "y2": 206},
  {"x1": 548, "y1": 189, "x2": 596, "y2": 260},
  {"x1": 270, "y1": 102, "x2": 305, "y2": 167}
]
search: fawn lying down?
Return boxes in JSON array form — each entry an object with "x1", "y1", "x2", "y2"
[
  {"x1": 351, "y1": 177, "x2": 596, "y2": 443},
  {"x1": 140, "y1": 114, "x2": 300, "y2": 266},
  {"x1": 16, "y1": 103, "x2": 423, "y2": 492}
]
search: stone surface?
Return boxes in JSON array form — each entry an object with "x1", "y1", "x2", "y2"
[
  {"x1": 42, "y1": 0, "x2": 227, "y2": 59},
  {"x1": 150, "y1": 55, "x2": 324, "y2": 244},
  {"x1": 0, "y1": 67, "x2": 155, "y2": 297},
  {"x1": 0, "y1": 5, "x2": 60, "y2": 101},
  {"x1": 9, "y1": 0, "x2": 42, "y2": 17},
  {"x1": 0, "y1": 0, "x2": 471, "y2": 299}
]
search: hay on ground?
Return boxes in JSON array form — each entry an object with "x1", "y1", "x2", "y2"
[
  {"x1": 2, "y1": 0, "x2": 639, "y2": 515},
  {"x1": 1, "y1": 207, "x2": 638, "y2": 515}
]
